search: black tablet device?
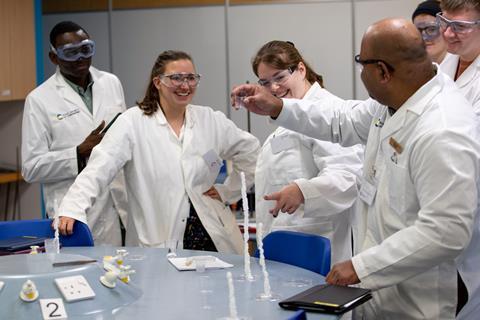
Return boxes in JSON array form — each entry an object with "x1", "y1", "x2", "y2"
[{"x1": 279, "y1": 284, "x2": 372, "y2": 315}]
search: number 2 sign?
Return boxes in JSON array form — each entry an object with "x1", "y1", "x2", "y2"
[{"x1": 39, "y1": 298, "x2": 67, "y2": 319}]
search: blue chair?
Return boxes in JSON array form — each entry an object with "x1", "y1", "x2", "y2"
[
  {"x1": 254, "y1": 230, "x2": 331, "y2": 276},
  {"x1": 0, "y1": 219, "x2": 94, "y2": 246},
  {"x1": 287, "y1": 310, "x2": 307, "y2": 320}
]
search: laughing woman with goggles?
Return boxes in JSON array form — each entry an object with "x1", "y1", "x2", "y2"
[
  {"x1": 252, "y1": 40, "x2": 364, "y2": 265},
  {"x1": 57, "y1": 50, "x2": 260, "y2": 253}
]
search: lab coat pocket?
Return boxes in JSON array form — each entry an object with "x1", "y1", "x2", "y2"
[
  {"x1": 51, "y1": 108, "x2": 82, "y2": 146},
  {"x1": 386, "y1": 160, "x2": 408, "y2": 215},
  {"x1": 268, "y1": 168, "x2": 306, "y2": 186},
  {"x1": 208, "y1": 197, "x2": 231, "y2": 228},
  {"x1": 268, "y1": 169, "x2": 290, "y2": 186},
  {"x1": 211, "y1": 198, "x2": 243, "y2": 251}
]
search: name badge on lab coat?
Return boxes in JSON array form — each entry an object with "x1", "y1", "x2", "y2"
[
  {"x1": 270, "y1": 135, "x2": 295, "y2": 154},
  {"x1": 359, "y1": 177, "x2": 377, "y2": 206},
  {"x1": 203, "y1": 149, "x2": 223, "y2": 173}
]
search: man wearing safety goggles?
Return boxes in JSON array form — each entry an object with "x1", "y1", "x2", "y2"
[
  {"x1": 412, "y1": 0, "x2": 448, "y2": 63},
  {"x1": 438, "y1": 2, "x2": 480, "y2": 319},
  {"x1": 439, "y1": 0, "x2": 480, "y2": 111},
  {"x1": 21, "y1": 21, "x2": 128, "y2": 247}
]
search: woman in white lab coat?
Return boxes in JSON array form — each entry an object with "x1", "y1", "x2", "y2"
[
  {"x1": 253, "y1": 41, "x2": 363, "y2": 264},
  {"x1": 58, "y1": 50, "x2": 260, "y2": 253}
]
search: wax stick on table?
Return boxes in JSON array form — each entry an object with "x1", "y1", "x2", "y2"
[
  {"x1": 227, "y1": 271, "x2": 238, "y2": 319},
  {"x1": 257, "y1": 222, "x2": 272, "y2": 297},
  {"x1": 53, "y1": 199, "x2": 60, "y2": 254},
  {"x1": 240, "y1": 172, "x2": 253, "y2": 280}
]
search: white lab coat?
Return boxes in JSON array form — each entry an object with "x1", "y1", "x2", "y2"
[
  {"x1": 441, "y1": 53, "x2": 480, "y2": 113},
  {"x1": 22, "y1": 67, "x2": 129, "y2": 246},
  {"x1": 441, "y1": 53, "x2": 480, "y2": 320},
  {"x1": 255, "y1": 82, "x2": 363, "y2": 264},
  {"x1": 274, "y1": 70, "x2": 480, "y2": 319},
  {"x1": 58, "y1": 105, "x2": 260, "y2": 254}
]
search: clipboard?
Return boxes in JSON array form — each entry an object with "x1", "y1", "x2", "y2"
[
  {"x1": 279, "y1": 284, "x2": 372, "y2": 315},
  {"x1": 100, "y1": 112, "x2": 122, "y2": 134}
]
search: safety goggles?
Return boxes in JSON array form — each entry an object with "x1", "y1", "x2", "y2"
[
  {"x1": 51, "y1": 39, "x2": 96, "y2": 62},
  {"x1": 436, "y1": 13, "x2": 480, "y2": 35},
  {"x1": 258, "y1": 66, "x2": 296, "y2": 87},
  {"x1": 158, "y1": 73, "x2": 201, "y2": 88},
  {"x1": 415, "y1": 22, "x2": 441, "y2": 41}
]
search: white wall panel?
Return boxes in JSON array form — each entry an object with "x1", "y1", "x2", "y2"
[
  {"x1": 353, "y1": 0, "x2": 420, "y2": 100},
  {"x1": 112, "y1": 7, "x2": 227, "y2": 110}
]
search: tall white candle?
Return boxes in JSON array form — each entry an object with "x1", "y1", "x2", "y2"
[
  {"x1": 240, "y1": 172, "x2": 253, "y2": 280},
  {"x1": 53, "y1": 199, "x2": 60, "y2": 254},
  {"x1": 227, "y1": 271, "x2": 238, "y2": 319},
  {"x1": 257, "y1": 222, "x2": 272, "y2": 297}
]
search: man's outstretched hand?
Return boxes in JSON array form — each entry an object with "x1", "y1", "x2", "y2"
[{"x1": 231, "y1": 84, "x2": 283, "y2": 118}]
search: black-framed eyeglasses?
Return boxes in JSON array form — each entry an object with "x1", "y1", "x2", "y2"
[{"x1": 354, "y1": 54, "x2": 395, "y2": 72}]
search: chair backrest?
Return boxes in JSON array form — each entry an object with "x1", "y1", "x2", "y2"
[
  {"x1": 287, "y1": 309, "x2": 307, "y2": 320},
  {"x1": 254, "y1": 230, "x2": 331, "y2": 276},
  {"x1": 0, "y1": 219, "x2": 94, "y2": 247}
]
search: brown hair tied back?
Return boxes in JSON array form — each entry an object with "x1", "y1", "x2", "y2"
[
  {"x1": 137, "y1": 50, "x2": 193, "y2": 116},
  {"x1": 252, "y1": 40, "x2": 324, "y2": 88}
]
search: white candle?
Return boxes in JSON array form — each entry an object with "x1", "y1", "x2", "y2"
[
  {"x1": 257, "y1": 222, "x2": 271, "y2": 297},
  {"x1": 240, "y1": 172, "x2": 253, "y2": 280},
  {"x1": 53, "y1": 199, "x2": 60, "y2": 254},
  {"x1": 227, "y1": 271, "x2": 238, "y2": 319}
]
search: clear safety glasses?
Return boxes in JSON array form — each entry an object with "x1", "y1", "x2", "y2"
[
  {"x1": 158, "y1": 73, "x2": 201, "y2": 88},
  {"x1": 436, "y1": 13, "x2": 480, "y2": 35},
  {"x1": 51, "y1": 39, "x2": 96, "y2": 62},
  {"x1": 257, "y1": 66, "x2": 297, "y2": 88},
  {"x1": 415, "y1": 22, "x2": 441, "y2": 42}
]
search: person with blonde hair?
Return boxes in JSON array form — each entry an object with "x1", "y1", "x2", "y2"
[{"x1": 439, "y1": 0, "x2": 480, "y2": 112}]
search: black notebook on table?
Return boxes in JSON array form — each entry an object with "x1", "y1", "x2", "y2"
[
  {"x1": 279, "y1": 284, "x2": 372, "y2": 315},
  {"x1": 0, "y1": 236, "x2": 48, "y2": 253}
]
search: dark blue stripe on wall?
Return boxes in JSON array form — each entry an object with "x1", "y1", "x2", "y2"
[
  {"x1": 34, "y1": 0, "x2": 46, "y2": 218},
  {"x1": 34, "y1": 0, "x2": 44, "y2": 86}
]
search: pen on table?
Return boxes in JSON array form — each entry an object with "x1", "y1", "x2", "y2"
[{"x1": 52, "y1": 259, "x2": 97, "y2": 267}]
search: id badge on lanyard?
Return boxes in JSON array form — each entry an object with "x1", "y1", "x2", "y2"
[
  {"x1": 359, "y1": 176, "x2": 377, "y2": 206},
  {"x1": 202, "y1": 149, "x2": 222, "y2": 173}
]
